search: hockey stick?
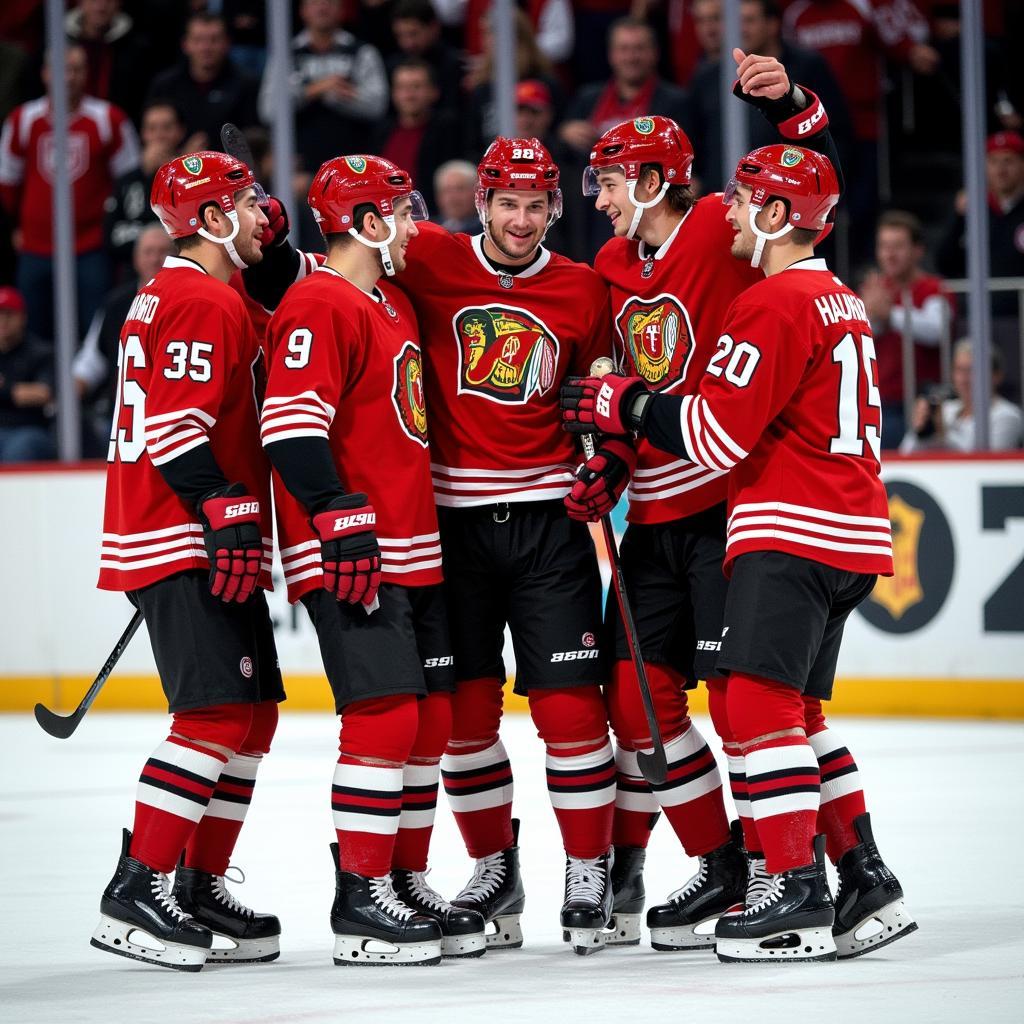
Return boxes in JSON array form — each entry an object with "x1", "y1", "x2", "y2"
[
  {"x1": 219, "y1": 122, "x2": 268, "y2": 204},
  {"x1": 33, "y1": 610, "x2": 144, "y2": 739},
  {"x1": 583, "y1": 358, "x2": 668, "y2": 786}
]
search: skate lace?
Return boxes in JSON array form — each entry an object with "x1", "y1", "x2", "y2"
[
  {"x1": 745, "y1": 858, "x2": 773, "y2": 909},
  {"x1": 151, "y1": 873, "x2": 189, "y2": 922},
  {"x1": 370, "y1": 875, "x2": 415, "y2": 920},
  {"x1": 667, "y1": 857, "x2": 708, "y2": 904},
  {"x1": 565, "y1": 855, "x2": 608, "y2": 907},
  {"x1": 408, "y1": 871, "x2": 455, "y2": 913},
  {"x1": 742, "y1": 872, "x2": 784, "y2": 916},
  {"x1": 212, "y1": 869, "x2": 253, "y2": 919},
  {"x1": 456, "y1": 852, "x2": 506, "y2": 902}
]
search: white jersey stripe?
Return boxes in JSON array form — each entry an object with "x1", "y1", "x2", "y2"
[
  {"x1": 727, "y1": 528, "x2": 893, "y2": 557},
  {"x1": 729, "y1": 500, "x2": 892, "y2": 529}
]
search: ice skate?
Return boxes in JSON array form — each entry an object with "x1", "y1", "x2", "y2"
[
  {"x1": 452, "y1": 818, "x2": 526, "y2": 950},
  {"x1": 648, "y1": 821, "x2": 746, "y2": 951},
  {"x1": 91, "y1": 829, "x2": 211, "y2": 971},
  {"x1": 832, "y1": 813, "x2": 917, "y2": 959},
  {"x1": 173, "y1": 862, "x2": 280, "y2": 964},
  {"x1": 562, "y1": 845, "x2": 646, "y2": 946},
  {"x1": 560, "y1": 849, "x2": 614, "y2": 956},
  {"x1": 392, "y1": 868, "x2": 486, "y2": 958},
  {"x1": 714, "y1": 835, "x2": 837, "y2": 963}
]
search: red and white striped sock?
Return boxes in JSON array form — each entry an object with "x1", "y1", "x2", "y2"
[
  {"x1": 441, "y1": 739, "x2": 515, "y2": 858},
  {"x1": 723, "y1": 740, "x2": 760, "y2": 852},
  {"x1": 332, "y1": 759, "x2": 404, "y2": 877},
  {"x1": 184, "y1": 751, "x2": 261, "y2": 875},
  {"x1": 612, "y1": 744, "x2": 660, "y2": 848}
]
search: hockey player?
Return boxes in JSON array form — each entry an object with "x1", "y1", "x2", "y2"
[
  {"x1": 261, "y1": 155, "x2": 485, "y2": 966},
  {"x1": 561, "y1": 144, "x2": 916, "y2": 963},
  {"x1": 94, "y1": 151, "x2": 284, "y2": 971},
  {"x1": 562, "y1": 50, "x2": 846, "y2": 950}
]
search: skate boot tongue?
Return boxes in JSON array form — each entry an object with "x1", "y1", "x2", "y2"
[
  {"x1": 742, "y1": 873, "x2": 784, "y2": 916},
  {"x1": 211, "y1": 875, "x2": 254, "y2": 919},
  {"x1": 370, "y1": 876, "x2": 416, "y2": 920},
  {"x1": 668, "y1": 859, "x2": 708, "y2": 904},
  {"x1": 457, "y1": 853, "x2": 506, "y2": 902},
  {"x1": 152, "y1": 872, "x2": 191, "y2": 922},
  {"x1": 566, "y1": 856, "x2": 607, "y2": 906}
]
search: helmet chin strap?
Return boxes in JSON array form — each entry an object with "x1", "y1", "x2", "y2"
[
  {"x1": 747, "y1": 202, "x2": 793, "y2": 268},
  {"x1": 349, "y1": 215, "x2": 398, "y2": 277},
  {"x1": 198, "y1": 210, "x2": 247, "y2": 269},
  {"x1": 624, "y1": 178, "x2": 670, "y2": 240}
]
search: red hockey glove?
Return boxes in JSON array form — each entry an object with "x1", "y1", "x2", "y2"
[
  {"x1": 565, "y1": 438, "x2": 637, "y2": 522},
  {"x1": 198, "y1": 484, "x2": 264, "y2": 603},
  {"x1": 260, "y1": 195, "x2": 290, "y2": 248},
  {"x1": 560, "y1": 373, "x2": 648, "y2": 436},
  {"x1": 311, "y1": 493, "x2": 382, "y2": 606}
]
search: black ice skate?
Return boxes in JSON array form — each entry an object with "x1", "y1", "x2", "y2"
[
  {"x1": 647, "y1": 821, "x2": 747, "y2": 951},
  {"x1": 329, "y1": 844, "x2": 442, "y2": 966},
  {"x1": 560, "y1": 849, "x2": 614, "y2": 956},
  {"x1": 832, "y1": 813, "x2": 917, "y2": 959},
  {"x1": 91, "y1": 829, "x2": 212, "y2": 971},
  {"x1": 173, "y1": 862, "x2": 280, "y2": 964},
  {"x1": 714, "y1": 835, "x2": 837, "y2": 963},
  {"x1": 562, "y1": 845, "x2": 646, "y2": 946},
  {"x1": 392, "y1": 868, "x2": 486, "y2": 958},
  {"x1": 452, "y1": 818, "x2": 526, "y2": 950}
]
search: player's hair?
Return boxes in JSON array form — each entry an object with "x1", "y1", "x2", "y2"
[
  {"x1": 790, "y1": 226, "x2": 819, "y2": 246},
  {"x1": 391, "y1": 56, "x2": 438, "y2": 88},
  {"x1": 392, "y1": 0, "x2": 439, "y2": 25},
  {"x1": 639, "y1": 163, "x2": 695, "y2": 214},
  {"x1": 876, "y1": 209, "x2": 923, "y2": 246}
]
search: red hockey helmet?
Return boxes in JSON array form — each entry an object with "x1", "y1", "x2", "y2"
[
  {"x1": 150, "y1": 151, "x2": 256, "y2": 240},
  {"x1": 475, "y1": 136, "x2": 563, "y2": 227},
  {"x1": 307, "y1": 155, "x2": 428, "y2": 276}
]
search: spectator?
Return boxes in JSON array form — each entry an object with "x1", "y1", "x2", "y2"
[
  {"x1": 438, "y1": 0, "x2": 575, "y2": 70},
  {"x1": 221, "y1": 1, "x2": 268, "y2": 78},
  {"x1": 65, "y1": 0, "x2": 150, "y2": 123},
  {"x1": 0, "y1": 285, "x2": 54, "y2": 463},
  {"x1": 860, "y1": 210, "x2": 954, "y2": 448},
  {"x1": 515, "y1": 79, "x2": 557, "y2": 151},
  {"x1": 104, "y1": 100, "x2": 186, "y2": 281},
  {"x1": 691, "y1": 0, "x2": 724, "y2": 70},
  {"x1": 372, "y1": 59, "x2": 461, "y2": 214},
  {"x1": 433, "y1": 159, "x2": 479, "y2": 234},
  {"x1": 388, "y1": 0, "x2": 466, "y2": 116},
  {"x1": 684, "y1": 0, "x2": 851, "y2": 195},
  {"x1": 564, "y1": 0, "x2": 633, "y2": 85},
  {"x1": 260, "y1": 0, "x2": 388, "y2": 179},
  {"x1": 74, "y1": 223, "x2": 173, "y2": 457},
  {"x1": 0, "y1": 44, "x2": 140, "y2": 340},
  {"x1": 146, "y1": 12, "x2": 259, "y2": 150},
  {"x1": 900, "y1": 340, "x2": 1024, "y2": 452}
]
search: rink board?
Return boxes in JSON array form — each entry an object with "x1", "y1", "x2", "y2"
[{"x1": 2, "y1": 454, "x2": 1023, "y2": 718}]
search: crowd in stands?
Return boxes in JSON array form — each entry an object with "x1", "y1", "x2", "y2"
[{"x1": 0, "y1": 0, "x2": 1021, "y2": 462}]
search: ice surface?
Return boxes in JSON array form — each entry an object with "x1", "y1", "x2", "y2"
[{"x1": 1, "y1": 713, "x2": 1021, "y2": 1023}]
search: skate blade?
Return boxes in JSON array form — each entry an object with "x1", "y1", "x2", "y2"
[
  {"x1": 91, "y1": 914, "x2": 208, "y2": 972},
  {"x1": 332, "y1": 934, "x2": 441, "y2": 966},
  {"x1": 562, "y1": 913, "x2": 641, "y2": 947},
  {"x1": 835, "y1": 898, "x2": 918, "y2": 959},
  {"x1": 566, "y1": 926, "x2": 608, "y2": 956},
  {"x1": 205, "y1": 932, "x2": 281, "y2": 964},
  {"x1": 442, "y1": 930, "x2": 487, "y2": 958},
  {"x1": 650, "y1": 914, "x2": 719, "y2": 952},
  {"x1": 716, "y1": 926, "x2": 837, "y2": 963},
  {"x1": 485, "y1": 913, "x2": 523, "y2": 950}
]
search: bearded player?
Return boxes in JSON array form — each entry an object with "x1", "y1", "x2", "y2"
[
  {"x1": 561, "y1": 49, "x2": 847, "y2": 951},
  {"x1": 94, "y1": 152, "x2": 283, "y2": 970}
]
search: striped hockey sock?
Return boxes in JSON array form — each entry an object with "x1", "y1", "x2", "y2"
[
  {"x1": 807, "y1": 725, "x2": 867, "y2": 862},
  {"x1": 612, "y1": 744, "x2": 661, "y2": 848},
  {"x1": 391, "y1": 759, "x2": 441, "y2": 872},
  {"x1": 332, "y1": 759, "x2": 404, "y2": 877},
  {"x1": 723, "y1": 740, "x2": 760, "y2": 853},
  {"x1": 130, "y1": 737, "x2": 228, "y2": 873},
  {"x1": 441, "y1": 739, "x2": 515, "y2": 858},
  {"x1": 545, "y1": 740, "x2": 616, "y2": 859},
  {"x1": 184, "y1": 751, "x2": 262, "y2": 876}
]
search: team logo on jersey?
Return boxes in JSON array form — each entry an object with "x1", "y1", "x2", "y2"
[
  {"x1": 780, "y1": 148, "x2": 804, "y2": 168},
  {"x1": 614, "y1": 294, "x2": 695, "y2": 391},
  {"x1": 634, "y1": 117, "x2": 655, "y2": 135},
  {"x1": 453, "y1": 304, "x2": 559, "y2": 405},
  {"x1": 345, "y1": 156, "x2": 367, "y2": 174},
  {"x1": 392, "y1": 341, "x2": 429, "y2": 447},
  {"x1": 182, "y1": 155, "x2": 203, "y2": 175}
]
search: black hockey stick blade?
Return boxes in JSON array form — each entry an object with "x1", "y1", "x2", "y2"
[
  {"x1": 34, "y1": 610, "x2": 144, "y2": 739},
  {"x1": 219, "y1": 122, "x2": 268, "y2": 204}
]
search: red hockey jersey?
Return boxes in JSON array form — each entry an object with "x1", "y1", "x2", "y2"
[
  {"x1": 99, "y1": 256, "x2": 273, "y2": 593},
  {"x1": 399, "y1": 221, "x2": 612, "y2": 506},
  {"x1": 261, "y1": 266, "x2": 442, "y2": 601},
  {"x1": 595, "y1": 195, "x2": 762, "y2": 525},
  {"x1": 669, "y1": 257, "x2": 893, "y2": 576}
]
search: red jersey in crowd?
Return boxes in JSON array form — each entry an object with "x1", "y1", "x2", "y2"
[
  {"x1": 399, "y1": 221, "x2": 612, "y2": 506},
  {"x1": 668, "y1": 257, "x2": 893, "y2": 577},
  {"x1": 0, "y1": 95, "x2": 139, "y2": 254},
  {"x1": 261, "y1": 266, "x2": 442, "y2": 602},
  {"x1": 595, "y1": 195, "x2": 762, "y2": 525},
  {"x1": 99, "y1": 256, "x2": 273, "y2": 593}
]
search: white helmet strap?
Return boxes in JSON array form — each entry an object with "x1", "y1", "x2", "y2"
[
  {"x1": 747, "y1": 201, "x2": 793, "y2": 268},
  {"x1": 197, "y1": 208, "x2": 246, "y2": 270},
  {"x1": 349, "y1": 214, "x2": 398, "y2": 277},
  {"x1": 625, "y1": 177, "x2": 670, "y2": 240}
]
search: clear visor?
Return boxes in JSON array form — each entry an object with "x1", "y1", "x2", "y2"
[
  {"x1": 396, "y1": 190, "x2": 429, "y2": 222},
  {"x1": 582, "y1": 163, "x2": 625, "y2": 197},
  {"x1": 252, "y1": 181, "x2": 269, "y2": 206},
  {"x1": 722, "y1": 178, "x2": 740, "y2": 206}
]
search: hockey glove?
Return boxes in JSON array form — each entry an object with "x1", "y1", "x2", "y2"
[
  {"x1": 198, "y1": 483, "x2": 264, "y2": 603},
  {"x1": 311, "y1": 493, "x2": 382, "y2": 607},
  {"x1": 560, "y1": 373, "x2": 649, "y2": 436},
  {"x1": 732, "y1": 79, "x2": 828, "y2": 140},
  {"x1": 565, "y1": 438, "x2": 637, "y2": 522},
  {"x1": 260, "y1": 196, "x2": 290, "y2": 248}
]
